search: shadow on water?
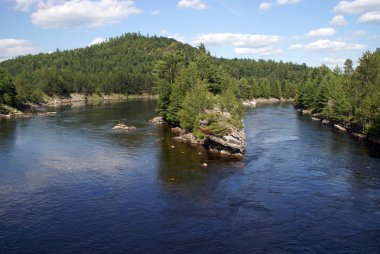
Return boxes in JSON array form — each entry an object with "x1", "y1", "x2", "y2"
[{"x1": 0, "y1": 119, "x2": 17, "y2": 152}]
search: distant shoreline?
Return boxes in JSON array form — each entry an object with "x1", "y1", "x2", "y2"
[
  {"x1": 243, "y1": 98, "x2": 294, "y2": 107},
  {"x1": 41, "y1": 93, "x2": 158, "y2": 106},
  {"x1": 0, "y1": 93, "x2": 158, "y2": 119}
]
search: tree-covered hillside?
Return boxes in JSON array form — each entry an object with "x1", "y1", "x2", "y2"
[
  {"x1": 0, "y1": 33, "x2": 196, "y2": 103},
  {"x1": 0, "y1": 33, "x2": 309, "y2": 105}
]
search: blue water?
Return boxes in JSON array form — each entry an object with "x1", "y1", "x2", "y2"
[{"x1": 0, "y1": 101, "x2": 379, "y2": 253}]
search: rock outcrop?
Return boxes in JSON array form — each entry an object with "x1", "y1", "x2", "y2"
[
  {"x1": 112, "y1": 123, "x2": 136, "y2": 131},
  {"x1": 204, "y1": 127, "x2": 246, "y2": 157},
  {"x1": 296, "y1": 107, "x2": 380, "y2": 145},
  {"x1": 149, "y1": 116, "x2": 166, "y2": 125},
  {"x1": 157, "y1": 108, "x2": 246, "y2": 157}
]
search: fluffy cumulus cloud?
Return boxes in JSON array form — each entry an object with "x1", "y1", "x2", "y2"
[
  {"x1": 290, "y1": 39, "x2": 365, "y2": 52},
  {"x1": 330, "y1": 15, "x2": 347, "y2": 25},
  {"x1": 305, "y1": 27, "x2": 336, "y2": 37},
  {"x1": 0, "y1": 39, "x2": 39, "y2": 60},
  {"x1": 192, "y1": 33, "x2": 282, "y2": 56},
  {"x1": 15, "y1": 0, "x2": 141, "y2": 29},
  {"x1": 177, "y1": 0, "x2": 207, "y2": 10},
  {"x1": 193, "y1": 33, "x2": 280, "y2": 47},
  {"x1": 88, "y1": 37, "x2": 107, "y2": 46},
  {"x1": 334, "y1": 0, "x2": 380, "y2": 14},
  {"x1": 334, "y1": 0, "x2": 380, "y2": 24},
  {"x1": 357, "y1": 11, "x2": 380, "y2": 23}
]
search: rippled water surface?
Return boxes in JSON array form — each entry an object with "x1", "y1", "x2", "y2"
[{"x1": 1, "y1": 100, "x2": 380, "y2": 253}]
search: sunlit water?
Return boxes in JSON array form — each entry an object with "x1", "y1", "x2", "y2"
[{"x1": 0, "y1": 100, "x2": 379, "y2": 253}]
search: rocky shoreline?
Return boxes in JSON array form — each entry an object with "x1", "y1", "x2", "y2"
[
  {"x1": 42, "y1": 93, "x2": 157, "y2": 106},
  {"x1": 150, "y1": 116, "x2": 246, "y2": 158},
  {"x1": 243, "y1": 97, "x2": 294, "y2": 107},
  {"x1": 1, "y1": 93, "x2": 157, "y2": 119},
  {"x1": 297, "y1": 108, "x2": 380, "y2": 145}
]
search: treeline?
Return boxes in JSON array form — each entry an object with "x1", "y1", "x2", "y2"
[
  {"x1": 218, "y1": 58, "x2": 309, "y2": 99},
  {"x1": 295, "y1": 49, "x2": 380, "y2": 138},
  {"x1": 0, "y1": 33, "x2": 196, "y2": 103},
  {"x1": 0, "y1": 33, "x2": 310, "y2": 106}
]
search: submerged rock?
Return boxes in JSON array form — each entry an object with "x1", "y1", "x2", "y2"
[{"x1": 112, "y1": 123, "x2": 136, "y2": 131}]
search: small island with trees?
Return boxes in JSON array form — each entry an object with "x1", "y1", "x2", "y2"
[{"x1": 1, "y1": 33, "x2": 380, "y2": 154}]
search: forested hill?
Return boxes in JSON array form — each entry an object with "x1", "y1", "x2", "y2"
[
  {"x1": 0, "y1": 33, "x2": 309, "y2": 103},
  {"x1": 0, "y1": 33, "x2": 196, "y2": 102}
]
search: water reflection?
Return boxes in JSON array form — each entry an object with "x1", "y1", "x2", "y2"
[{"x1": 0, "y1": 101, "x2": 380, "y2": 253}]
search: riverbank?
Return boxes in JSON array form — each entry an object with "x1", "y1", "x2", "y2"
[
  {"x1": 243, "y1": 98, "x2": 294, "y2": 107},
  {"x1": 0, "y1": 93, "x2": 158, "y2": 119},
  {"x1": 42, "y1": 93, "x2": 158, "y2": 106},
  {"x1": 297, "y1": 108, "x2": 380, "y2": 145}
]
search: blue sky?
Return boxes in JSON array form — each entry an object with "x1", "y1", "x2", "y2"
[{"x1": 0, "y1": 0, "x2": 379, "y2": 67}]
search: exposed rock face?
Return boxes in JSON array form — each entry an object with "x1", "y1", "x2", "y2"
[
  {"x1": 112, "y1": 123, "x2": 136, "y2": 131},
  {"x1": 205, "y1": 128, "x2": 246, "y2": 157},
  {"x1": 149, "y1": 116, "x2": 166, "y2": 125}
]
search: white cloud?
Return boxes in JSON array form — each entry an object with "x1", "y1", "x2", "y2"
[
  {"x1": 289, "y1": 44, "x2": 302, "y2": 49},
  {"x1": 177, "y1": 0, "x2": 207, "y2": 10},
  {"x1": 306, "y1": 27, "x2": 336, "y2": 37},
  {"x1": 160, "y1": 29, "x2": 168, "y2": 35},
  {"x1": 193, "y1": 33, "x2": 281, "y2": 48},
  {"x1": 259, "y1": 2, "x2": 272, "y2": 11},
  {"x1": 234, "y1": 46, "x2": 283, "y2": 56},
  {"x1": 357, "y1": 11, "x2": 380, "y2": 23},
  {"x1": 168, "y1": 34, "x2": 186, "y2": 43},
  {"x1": 30, "y1": 0, "x2": 141, "y2": 29},
  {"x1": 88, "y1": 37, "x2": 106, "y2": 46},
  {"x1": 0, "y1": 39, "x2": 39, "y2": 60},
  {"x1": 276, "y1": 0, "x2": 301, "y2": 5},
  {"x1": 322, "y1": 57, "x2": 346, "y2": 68},
  {"x1": 192, "y1": 33, "x2": 281, "y2": 57},
  {"x1": 330, "y1": 15, "x2": 347, "y2": 26},
  {"x1": 291, "y1": 39, "x2": 366, "y2": 52},
  {"x1": 334, "y1": 0, "x2": 380, "y2": 14}
]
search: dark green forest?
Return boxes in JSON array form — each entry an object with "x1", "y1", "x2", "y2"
[
  {"x1": 0, "y1": 33, "x2": 379, "y2": 138},
  {"x1": 295, "y1": 49, "x2": 380, "y2": 138},
  {"x1": 0, "y1": 33, "x2": 307, "y2": 104}
]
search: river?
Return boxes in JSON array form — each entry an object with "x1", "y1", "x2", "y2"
[{"x1": 0, "y1": 100, "x2": 379, "y2": 253}]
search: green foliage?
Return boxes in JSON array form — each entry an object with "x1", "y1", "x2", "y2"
[
  {"x1": 296, "y1": 48, "x2": 380, "y2": 138},
  {"x1": 0, "y1": 33, "x2": 196, "y2": 102},
  {"x1": 0, "y1": 68, "x2": 17, "y2": 106},
  {"x1": 178, "y1": 82, "x2": 212, "y2": 131}
]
